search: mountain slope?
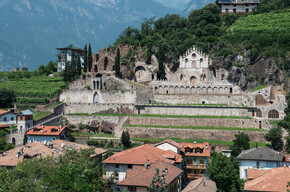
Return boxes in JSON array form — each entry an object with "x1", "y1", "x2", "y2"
[{"x1": 0, "y1": 0, "x2": 179, "y2": 71}]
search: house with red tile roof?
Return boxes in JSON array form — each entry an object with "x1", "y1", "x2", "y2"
[
  {"x1": 117, "y1": 161, "x2": 183, "y2": 192},
  {"x1": 26, "y1": 125, "x2": 71, "y2": 143},
  {"x1": 182, "y1": 177, "x2": 217, "y2": 192},
  {"x1": 155, "y1": 139, "x2": 184, "y2": 154},
  {"x1": 0, "y1": 109, "x2": 16, "y2": 126},
  {"x1": 0, "y1": 139, "x2": 107, "y2": 168},
  {"x1": 180, "y1": 142, "x2": 210, "y2": 182},
  {"x1": 102, "y1": 144, "x2": 183, "y2": 192},
  {"x1": 244, "y1": 167, "x2": 290, "y2": 192}
]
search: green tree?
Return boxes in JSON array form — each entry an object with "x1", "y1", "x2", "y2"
[
  {"x1": 230, "y1": 133, "x2": 250, "y2": 157},
  {"x1": 83, "y1": 44, "x2": 88, "y2": 73},
  {"x1": 121, "y1": 131, "x2": 131, "y2": 149},
  {"x1": 0, "y1": 137, "x2": 14, "y2": 153},
  {"x1": 88, "y1": 43, "x2": 92, "y2": 72},
  {"x1": 0, "y1": 88, "x2": 15, "y2": 109},
  {"x1": 285, "y1": 136, "x2": 290, "y2": 153},
  {"x1": 157, "y1": 44, "x2": 166, "y2": 80},
  {"x1": 209, "y1": 152, "x2": 243, "y2": 192},
  {"x1": 264, "y1": 127, "x2": 284, "y2": 151},
  {"x1": 114, "y1": 48, "x2": 121, "y2": 77},
  {"x1": 77, "y1": 56, "x2": 82, "y2": 76},
  {"x1": 148, "y1": 168, "x2": 168, "y2": 192}
]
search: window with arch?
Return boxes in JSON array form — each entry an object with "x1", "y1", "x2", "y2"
[
  {"x1": 192, "y1": 53, "x2": 197, "y2": 58},
  {"x1": 200, "y1": 58, "x2": 204, "y2": 63},
  {"x1": 180, "y1": 74, "x2": 184, "y2": 81},
  {"x1": 268, "y1": 110, "x2": 279, "y2": 119},
  {"x1": 104, "y1": 57, "x2": 108, "y2": 71},
  {"x1": 185, "y1": 58, "x2": 188, "y2": 63},
  {"x1": 256, "y1": 109, "x2": 262, "y2": 118}
]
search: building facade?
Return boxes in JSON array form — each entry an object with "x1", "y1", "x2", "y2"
[
  {"x1": 0, "y1": 110, "x2": 16, "y2": 126},
  {"x1": 56, "y1": 46, "x2": 84, "y2": 72},
  {"x1": 17, "y1": 109, "x2": 33, "y2": 132},
  {"x1": 218, "y1": 0, "x2": 260, "y2": 15}
]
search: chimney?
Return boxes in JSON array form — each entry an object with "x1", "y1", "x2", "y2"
[
  {"x1": 59, "y1": 125, "x2": 62, "y2": 129},
  {"x1": 41, "y1": 125, "x2": 44, "y2": 129}
]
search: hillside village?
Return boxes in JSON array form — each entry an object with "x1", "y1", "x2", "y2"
[{"x1": 0, "y1": 0, "x2": 290, "y2": 191}]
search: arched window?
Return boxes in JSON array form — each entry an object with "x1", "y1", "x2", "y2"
[
  {"x1": 104, "y1": 57, "x2": 108, "y2": 71},
  {"x1": 200, "y1": 58, "x2": 204, "y2": 63},
  {"x1": 192, "y1": 53, "x2": 196, "y2": 58},
  {"x1": 185, "y1": 58, "x2": 188, "y2": 63},
  {"x1": 268, "y1": 110, "x2": 279, "y2": 119},
  {"x1": 256, "y1": 109, "x2": 262, "y2": 118}
]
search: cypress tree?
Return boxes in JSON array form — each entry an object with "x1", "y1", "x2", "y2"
[
  {"x1": 157, "y1": 44, "x2": 165, "y2": 80},
  {"x1": 114, "y1": 48, "x2": 121, "y2": 77},
  {"x1": 88, "y1": 43, "x2": 92, "y2": 72},
  {"x1": 83, "y1": 44, "x2": 88, "y2": 72},
  {"x1": 77, "y1": 56, "x2": 82, "y2": 76}
]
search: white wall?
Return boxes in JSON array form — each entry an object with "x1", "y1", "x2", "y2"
[
  {"x1": 105, "y1": 164, "x2": 128, "y2": 182},
  {"x1": 0, "y1": 113, "x2": 16, "y2": 125},
  {"x1": 156, "y1": 143, "x2": 178, "y2": 154},
  {"x1": 221, "y1": 4, "x2": 258, "y2": 13},
  {"x1": 239, "y1": 160, "x2": 279, "y2": 179}
]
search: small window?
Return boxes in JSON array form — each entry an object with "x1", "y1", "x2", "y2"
[
  {"x1": 233, "y1": 9, "x2": 236, "y2": 13},
  {"x1": 128, "y1": 164, "x2": 133, "y2": 169},
  {"x1": 202, "y1": 101, "x2": 205, "y2": 104},
  {"x1": 246, "y1": 8, "x2": 249, "y2": 13},
  {"x1": 115, "y1": 164, "x2": 119, "y2": 168},
  {"x1": 256, "y1": 161, "x2": 260, "y2": 168},
  {"x1": 225, "y1": 9, "x2": 229, "y2": 13},
  {"x1": 20, "y1": 116, "x2": 23, "y2": 120},
  {"x1": 196, "y1": 148, "x2": 201, "y2": 154},
  {"x1": 3, "y1": 117, "x2": 7, "y2": 121},
  {"x1": 200, "y1": 58, "x2": 204, "y2": 63},
  {"x1": 11, "y1": 117, "x2": 14, "y2": 121}
]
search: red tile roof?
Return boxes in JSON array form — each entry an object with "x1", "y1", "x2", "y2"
[
  {"x1": 181, "y1": 142, "x2": 210, "y2": 157},
  {"x1": 27, "y1": 126, "x2": 67, "y2": 136},
  {"x1": 117, "y1": 161, "x2": 183, "y2": 187},
  {"x1": 247, "y1": 169, "x2": 270, "y2": 180},
  {"x1": 244, "y1": 167, "x2": 290, "y2": 192},
  {"x1": 0, "y1": 124, "x2": 11, "y2": 128},
  {"x1": 0, "y1": 140, "x2": 107, "y2": 167},
  {"x1": 0, "y1": 109, "x2": 9, "y2": 115},
  {"x1": 102, "y1": 144, "x2": 183, "y2": 165},
  {"x1": 182, "y1": 177, "x2": 217, "y2": 192}
]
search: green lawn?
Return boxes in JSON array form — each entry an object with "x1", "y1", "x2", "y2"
[
  {"x1": 67, "y1": 113, "x2": 252, "y2": 119},
  {"x1": 251, "y1": 85, "x2": 267, "y2": 92},
  {"x1": 71, "y1": 132, "x2": 115, "y2": 138},
  {"x1": 131, "y1": 137, "x2": 267, "y2": 147},
  {"x1": 33, "y1": 111, "x2": 52, "y2": 121},
  {"x1": 124, "y1": 124, "x2": 266, "y2": 132},
  {"x1": 47, "y1": 102, "x2": 62, "y2": 109}
]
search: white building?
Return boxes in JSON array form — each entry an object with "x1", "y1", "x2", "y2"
[
  {"x1": 218, "y1": 0, "x2": 260, "y2": 15},
  {"x1": 56, "y1": 46, "x2": 84, "y2": 72},
  {"x1": 154, "y1": 139, "x2": 183, "y2": 154},
  {"x1": 0, "y1": 109, "x2": 16, "y2": 125},
  {"x1": 237, "y1": 147, "x2": 284, "y2": 179},
  {"x1": 17, "y1": 109, "x2": 34, "y2": 132}
]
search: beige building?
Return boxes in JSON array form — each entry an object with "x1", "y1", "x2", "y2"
[{"x1": 218, "y1": 0, "x2": 260, "y2": 15}]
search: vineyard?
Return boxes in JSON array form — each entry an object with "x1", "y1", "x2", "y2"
[
  {"x1": 0, "y1": 73, "x2": 65, "y2": 109},
  {"x1": 223, "y1": 10, "x2": 290, "y2": 56}
]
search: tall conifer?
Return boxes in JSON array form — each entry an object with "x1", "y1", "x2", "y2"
[
  {"x1": 114, "y1": 48, "x2": 121, "y2": 77},
  {"x1": 88, "y1": 43, "x2": 92, "y2": 72},
  {"x1": 83, "y1": 44, "x2": 88, "y2": 72}
]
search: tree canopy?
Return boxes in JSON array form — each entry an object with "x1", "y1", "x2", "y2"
[
  {"x1": 0, "y1": 149, "x2": 112, "y2": 192},
  {"x1": 230, "y1": 133, "x2": 250, "y2": 157},
  {"x1": 264, "y1": 127, "x2": 284, "y2": 151},
  {"x1": 0, "y1": 88, "x2": 15, "y2": 109}
]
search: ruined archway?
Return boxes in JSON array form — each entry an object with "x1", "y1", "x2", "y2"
[
  {"x1": 190, "y1": 76, "x2": 197, "y2": 86},
  {"x1": 135, "y1": 66, "x2": 146, "y2": 82}
]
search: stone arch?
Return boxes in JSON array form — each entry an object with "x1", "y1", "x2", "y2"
[
  {"x1": 219, "y1": 87, "x2": 224, "y2": 94},
  {"x1": 175, "y1": 86, "x2": 180, "y2": 94},
  {"x1": 169, "y1": 86, "x2": 174, "y2": 94},
  {"x1": 104, "y1": 57, "x2": 108, "y2": 71},
  {"x1": 207, "y1": 87, "x2": 213, "y2": 94},
  {"x1": 164, "y1": 86, "x2": 168, "y2": 95},
  {"x1": 196, "y1": 86, "x2": 201, "y2": 94},
  {"x1": 93, "y1": 81, "x2": 96, "y2": 90},
  {"x1": 190, "y1": 76, "x2": 197, "y2": 86},
  {"x1": 158, "y1": 86, "x2": 163, "y2": 94},
  {"x1": 213, "y1": 87, "x2": 218, "y2": 93},
  {"x1": 135, "y1": 66, "x2": 147, "y2": 81},
  {"x1": 93, "y1": 92, "x2": 100, "y2": 103},
  {"x1": 180, "y1": 86, "x2": 185, "y2": 94},
  {"x1": 12, "y1": 138, "x2": 16, "y2": 145},
  {"x1": 256, "y1": 109, "x2": 262, "y2": 118},
  {"x1": 191, "y1": 86, "x2": 196, "y2": 94},
  {"x1": 185, "y1": 86, "x2": 190, "y2": 94},
  {"x1": 224, "y1": 87, "x2": 230, "y2": 94},
  {"x1": 202, "y1": 87, "x2": 207, "y2": 94},
  {"x1": 268, "y1": 110, "x2": 279, "y2": 119}
]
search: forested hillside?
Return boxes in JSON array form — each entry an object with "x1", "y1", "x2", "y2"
[{"x1": 112, "y1": 0, "x2": 290, "y2": 90}]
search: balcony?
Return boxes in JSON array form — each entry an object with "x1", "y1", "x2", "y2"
[
  {"x1": 186, "y1": 173, "x2": 203, "y2": 179},
  {"x1": 186, "y1": 164, "x2": 207, "y2": 170}
]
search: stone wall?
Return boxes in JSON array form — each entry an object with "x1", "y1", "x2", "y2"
[
  {"x1": 126, "y1": 127, "x2": 267, "y2": 143},
  {"x1": 128, "y1": 116, "x2": 270, "y2": 129},
  {"x1": 136, "y1": 105, "x2": 256, "y2": 118},
  {"x1": 64, "y1": 103, "x2": 135, "y2": 115},
  {"x1": 65, "y1": 115, "x2": 120, "y2": 126}
]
